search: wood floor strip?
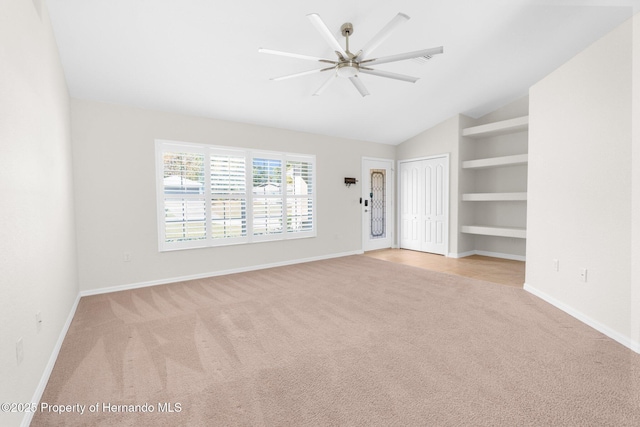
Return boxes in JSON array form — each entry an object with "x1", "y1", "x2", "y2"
[{"x1": 363, "y1": 249, "x2": 525, "y2": 287}]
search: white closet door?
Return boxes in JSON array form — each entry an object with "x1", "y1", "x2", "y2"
[
  {"x1": 400, "y1": 161, "x2": 421, "y2": 251},
  {"x1": 400, "y1": 156, "x2": 448, "y2": 255},
  {"x1": 422, "y1": 158, "x2": 447, "y2": 255}
]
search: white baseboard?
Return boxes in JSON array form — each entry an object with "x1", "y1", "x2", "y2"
[
  {"x1": 449, "y1": 250, "x2": 526, "y2": 262},
  {"x1": 475, "y1": 250, "x2": 526, "y2": 261},
  {"x1": 524, "y1": 283, "x2": 640, "y2": 354},
  {"x1": 448, "y1": 251, "x2": 476, "y2": 258},
  {"x1": 80, "y1": 250, "x2": 364, "y2": 297},
  {"x1": 22, "y1": 293, "x2": 81, "y2": 427}
]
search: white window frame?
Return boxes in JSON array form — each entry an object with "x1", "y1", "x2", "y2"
[{"x1": 155, "y1": 139, "x2": 316, "y2": 251}]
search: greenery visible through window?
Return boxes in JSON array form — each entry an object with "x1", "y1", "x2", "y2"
[{"x1": 155, "y1": 140, "x2": 315, "y2": 251}]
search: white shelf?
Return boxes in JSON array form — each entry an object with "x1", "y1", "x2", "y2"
[
  {"x1": 462, "y1": 192, "x2": 527, "y2": 201},
  {"x1": 462, "y1": 116, "x2": 529, "y2": 139},
  {"x1": 461, "y1": 225, "x2": 526, "y2": 239},
  {"x1": 462, "y1": 154, "x2": 528, "y2": 169}
]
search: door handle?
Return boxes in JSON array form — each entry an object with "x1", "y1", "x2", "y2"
[{"x1": 364, "y1": 200, "x2": 368, "y2": 207}]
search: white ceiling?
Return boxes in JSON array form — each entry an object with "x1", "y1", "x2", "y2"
[{"x1": 46, "y1": 0, "x2": 640, "y2": 145}]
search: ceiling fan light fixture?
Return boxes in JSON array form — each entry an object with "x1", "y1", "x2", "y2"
[{"x1": 336, "y1": 62, "x2": 359, "y2": 78}]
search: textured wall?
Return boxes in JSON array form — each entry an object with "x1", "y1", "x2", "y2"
[
  {"x1": 0, "y1": 1, "x2": 78, "y2": 426},
  {"x1": 526, "y1": 17, "x2": 635, "y2": 348}
]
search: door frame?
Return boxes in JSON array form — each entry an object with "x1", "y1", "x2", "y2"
[
  {"x1": 362, "y1": 157, "x2": 395, "y2": 251},
  {"x1": 397, "y1": 154, "x2": 450, "y2": 256}
]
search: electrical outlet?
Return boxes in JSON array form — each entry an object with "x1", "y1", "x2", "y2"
[
  {"x1": 553, "y1": 259, "x2": 559, "y2": 272},
  {"x1": 16, "y1": 338, "x2": 24, "y2": 365},
  {"x1": 580, "y1": 268, "x2": 588, "y2": 282},
  {"x1": 123, "y1": 252, "x2": 132, "y2": 262},
  {"x1": 36, "y1": 312, "x2": 42, "y2": 333}
]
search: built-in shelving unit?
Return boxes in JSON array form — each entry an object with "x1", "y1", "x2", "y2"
[{"x1": 460, "y1": 115, "x2": 529, "y2": 244}]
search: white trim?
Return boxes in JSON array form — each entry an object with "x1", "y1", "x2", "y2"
[
  {"x1": 524, "y1": 283, "x2": 640, "y2": 354},
  {"x1": 449, "y1": 249, "x2": 526, "y2": 262},
  {"x1": 21, "y1": 294, "x2": 82, "y2": 427},
  {"x1": 448, "y1": 250, "x2": 477, "y2": 258},
  {"x1": 80, "y1": 250, "x2": 364, "y2": 297},
  {"x1": 475, "y1": 250, "x2": 526, "y2": 261},
  {"x1": 362, "y1": 156, "x2": 395, "y2": 162},
  {"x1": 397, "y1": 154, "x2": 452, "y2": 164}
]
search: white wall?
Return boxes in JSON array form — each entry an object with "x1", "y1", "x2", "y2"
[
  {"x1": 632, "y1": 13, "x2": 640, "y2": 351},
  {"x1": 526, "y1": 16, "x2": 636, "y2": 349},
  {"x1": 71, "y1": 99, "x2": 395, "y2": 292},
  {"x1": 0, "y1": 1, "x2": 78, "y2": 426},
  {"x1": 472, "y1": 96, "x2": 529, "y2": 126}
]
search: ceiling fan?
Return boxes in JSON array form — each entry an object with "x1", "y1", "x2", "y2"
[{"x1": 258, "y1": 12, "x2": 443, "y2": 97}]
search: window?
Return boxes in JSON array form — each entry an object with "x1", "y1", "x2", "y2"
[{"x1": 156, "y1": 140, "x2": 315, "y2": 251}]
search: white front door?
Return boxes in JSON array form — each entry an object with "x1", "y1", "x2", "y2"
[
  {"x1": 362, "y1": 158, "x2": 393, "y2": 251},
  {"x1": 399, "y1": 156, "x2": 448, "y2": 255}
]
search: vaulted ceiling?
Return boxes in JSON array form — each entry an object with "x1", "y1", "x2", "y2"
[{"x1": 46, "y1": 0, "x2": 640, "y2": 144}]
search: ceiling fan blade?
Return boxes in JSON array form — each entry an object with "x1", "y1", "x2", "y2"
[
  {"x1": 307, "y1": 13, "x2": 347, "y2": 58},
  {"x1": 359, "y1": 13, "x2": 410, "y2": 59},
  {"x1": 313, "y1": 73, "x2": 338, "y2": 96},
  {"x1": 349, "y1": 76, "x2": 370, "y2": 97},
  {"x1": 271, "y1": 67, "x2": 332, "y2": 82},
  {"x1": 258, "y1": 48, "x2": 337, "y2": 64},
  {"x1": 360, "y1": 46, "x2": 444, "y2": 66},
  {"x1": 359, "y1": 68, "x2": 419, "y2": 83}
]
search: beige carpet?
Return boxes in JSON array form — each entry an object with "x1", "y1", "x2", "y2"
[{"x1": 32, "y1": 255, "x2": 640, "y2": 426}]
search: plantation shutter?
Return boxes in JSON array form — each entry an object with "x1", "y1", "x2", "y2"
[
  {"x1": 210, "y1": 149, "x2": 247, "y2": 243},
  {"x1": 252, "y1": 156, "x2": 284, "y2": 238},
  {"x1": 286, "y1": 158, "x2": 314, "y2": 234},
  {"x1": 159, "y1": 144, "x2": 207, "y2": 250}
]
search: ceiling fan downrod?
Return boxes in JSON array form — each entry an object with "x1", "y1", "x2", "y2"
[
  {"x1": 337, "y1": 22, "x2": 360, "y2": 77},
  {"x1": 340, "y1": 22, "x2": 355, "y2": 57}
]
